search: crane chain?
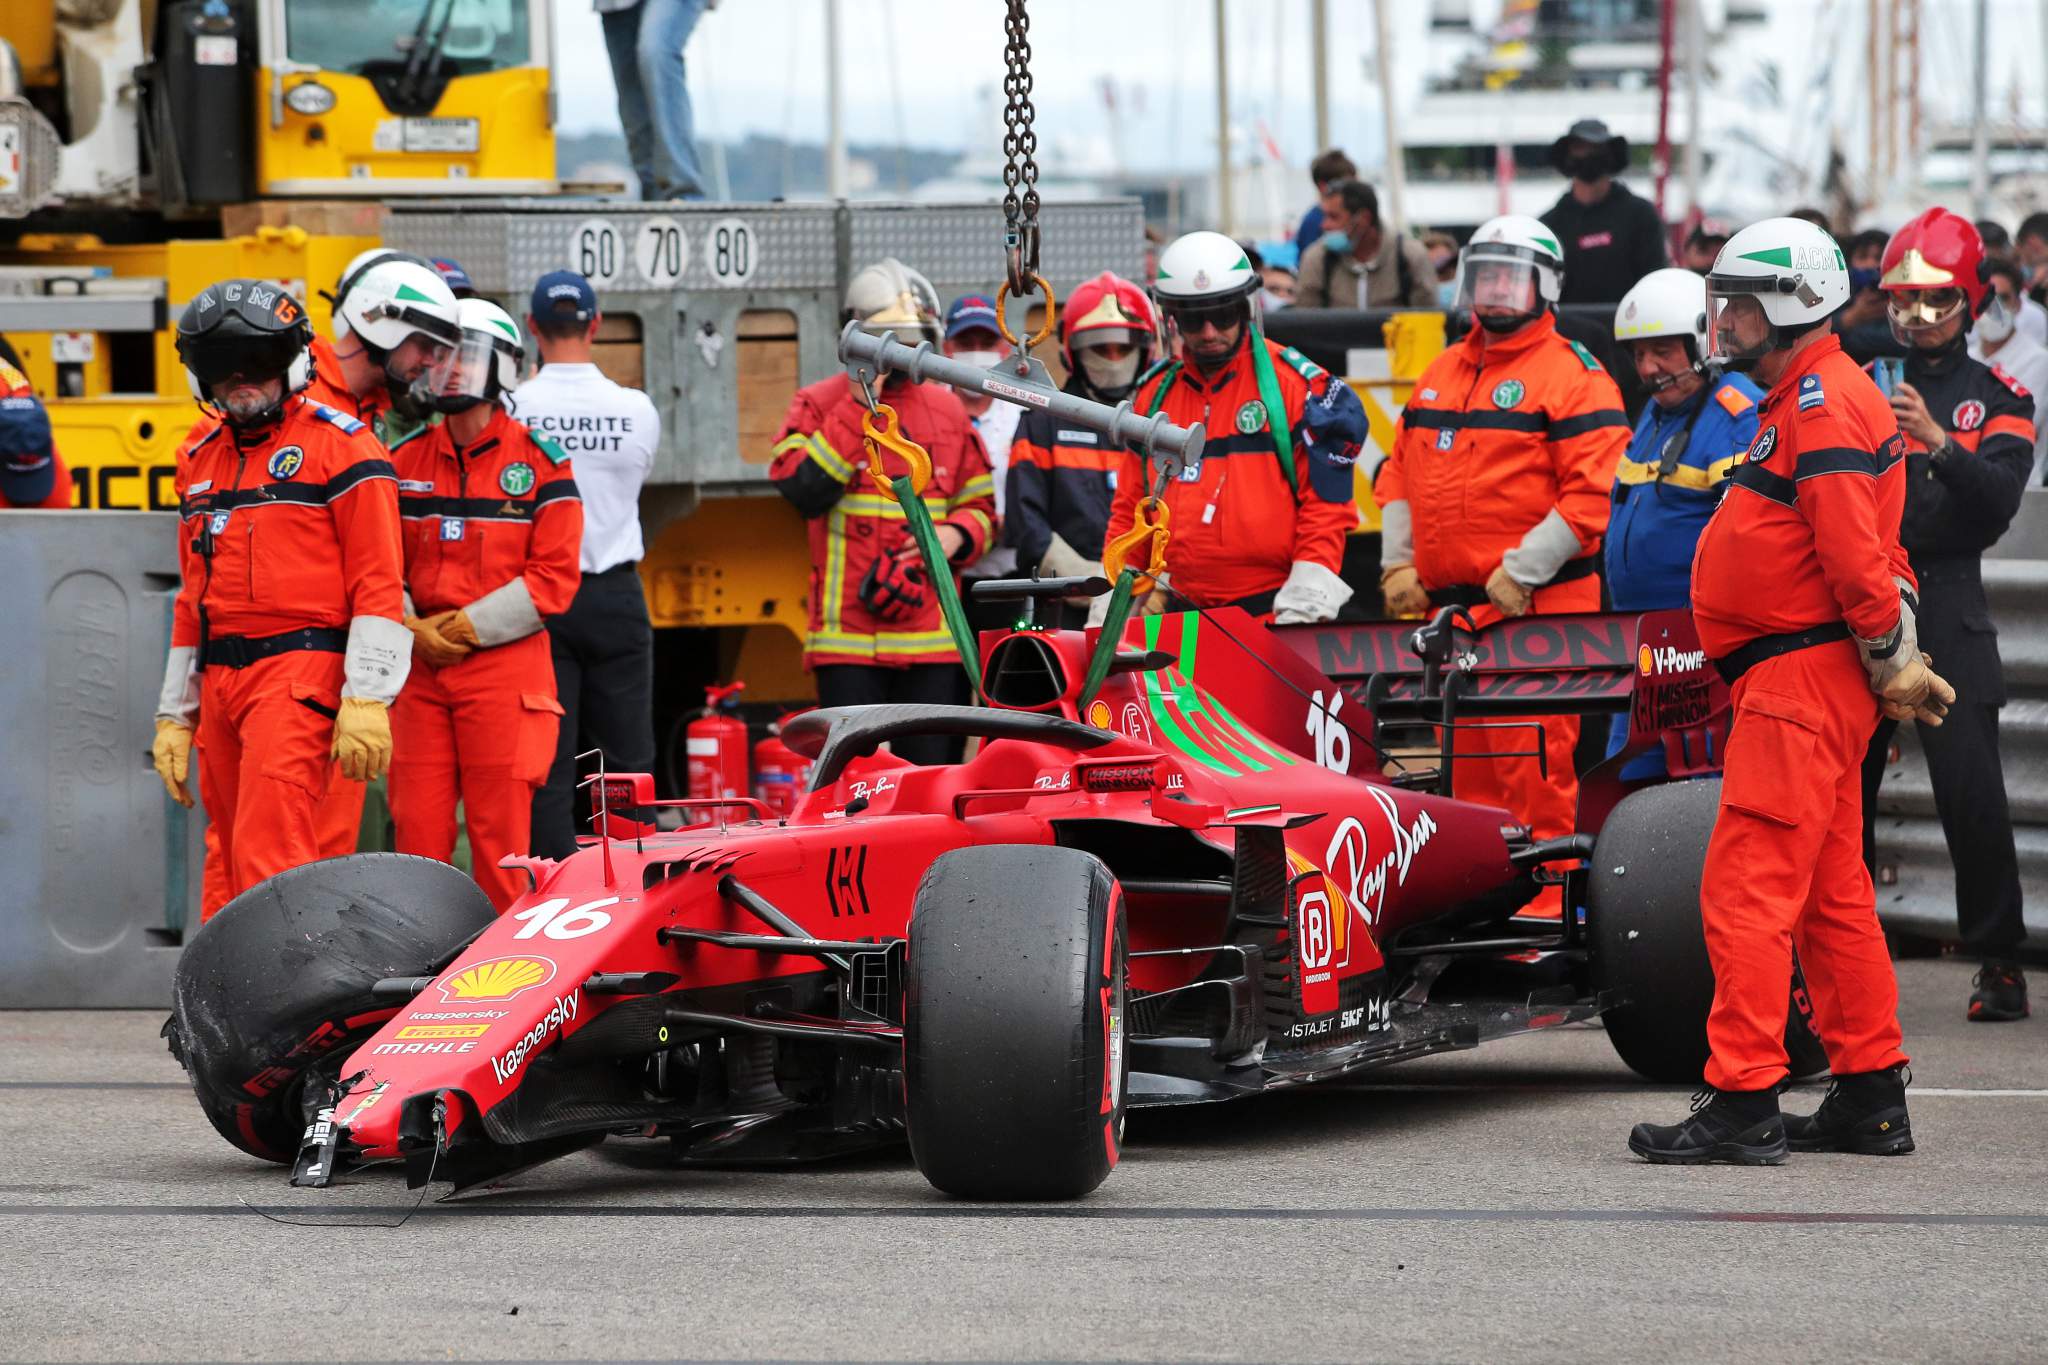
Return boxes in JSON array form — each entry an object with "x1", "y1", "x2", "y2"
[{"x1": 999, "y1": 0, "x2": 1041, "y2": 295}]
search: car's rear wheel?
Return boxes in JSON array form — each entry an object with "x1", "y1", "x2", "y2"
[
  {"x1": 1589, "y1": 779, "x2": 1830, "y2": 1084},
  {"x1": 905, "y1": 845, "x2": 1127, "y2": 1200},
  {"x1": 167, "y1": 853, "x2": 495, "y2": 1162}
]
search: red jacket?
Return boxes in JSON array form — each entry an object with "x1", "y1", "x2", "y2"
[
  {"x1": 1103, "y1": 331, "x2": 1366, "y2": 606},
  {"x1": 1691, "y1": 334, "x2": 1913, "y2": 659},
  {"x1": 305, "y1": 336, "x2": 392, "y2": 431},
  {"x1": 171, "y1": 395, "x2": 405, "y2": 647},
  {"x1": 1378, "y1": 312, "x2": 1628, "y2": 589},
  {"x1": 392, "y1": 406, "x2": 583, "y2": 621},
  {"x1": 769, "y1": 375, "x2": 996, "y2": 668}
]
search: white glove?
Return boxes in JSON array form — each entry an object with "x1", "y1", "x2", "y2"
[
  {"x1": 463, "y1": 577, "x2": 545, "y2": 647},
  {"x1": 1499, "y1": 508, "x2": 1584, "y2": 587},
  {"x1": 1272, "y1": 560, "x2": 1353, "y2": 625},
  {"x1": 343, "y1": 615, "x2": 414, "y2": 706},
  {"x1": 155, "y1": 644, "x2": 200, "y2": 728},
  {"x1": 1038, "y1": 532, "x2": 1100, "y2": 582},
  {"x1": 1856, "y1": 585, "x2": 1921, "y2": 693}
]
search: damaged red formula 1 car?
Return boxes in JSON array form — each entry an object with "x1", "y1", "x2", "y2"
[{"x1": 167, "y1": 589, "x2": 1827, "y2": 1200}]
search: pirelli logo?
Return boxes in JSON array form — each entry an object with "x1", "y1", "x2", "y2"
[{"x1": 395, "y1": 1023, "x2": 493, "y2": 1040}]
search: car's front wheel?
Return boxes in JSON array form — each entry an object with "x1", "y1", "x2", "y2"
[{"x1": 905, "y1": 845, "x2": 1127, "y2": 1199}]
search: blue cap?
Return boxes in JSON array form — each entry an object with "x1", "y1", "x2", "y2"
[
  {"x1": 430, "y1": 257, "x2": 477, "y2": 297},
  {"x1": 0, "y1": 395, "x2": 56, "y2": 505},
  {"x1": 944, "y1": 294, "x2": 1001, "y2": 340},
  {"x1": 530, "y1": 270, "x2": 597, "y2": 323}
]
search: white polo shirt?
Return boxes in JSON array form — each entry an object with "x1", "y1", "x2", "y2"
[{"x1": 509, "y1": 363, "x2": 660, "y2": 573}]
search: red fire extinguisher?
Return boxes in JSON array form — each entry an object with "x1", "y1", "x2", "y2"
[
  {"x1": 686, "y1": 682, "x2": 750, "y2": 815},
  {"x1": 752, "y1": 709, "x2": 815, "y2": 818}
]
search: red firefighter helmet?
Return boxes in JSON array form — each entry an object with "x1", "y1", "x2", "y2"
[
  {"x1": 1880, "y1": 207, "x2": 1991, "y2": 328},
  {"x1": 1060, "y1": 271, "x2": 1158, "y2": 372}
]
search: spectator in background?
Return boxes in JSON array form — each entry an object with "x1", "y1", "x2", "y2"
[
  {"x1": 513, "y1": 270, "x2": 662, "y2": 859},
  {"x1": 1679, "y1": 218, "x2": 1732, "y2": 274},
  {"x1": 430, "y1": 258, "x2": 480, "y2": 300},
  {"x1": 1261, "y1": 260, "x2": 1298, "y2": 310},
  {"x1": 1294, "y1": 148, "x2": 1358, "y2": 256},
  {"x1": 599, "y1": 0, "x2": 712, "y2": 201},
  {"x1": 941, "y1": 295, "x2": 1024, "y2": 632},
  {"x1": 1837, "y1": 228, "x2": 1907, "y2": 365},
  {"x1": 1972, "y1": 256, "x2": 2048, "y2": 482},
  {"x1": 1787, "y1": 205, "x2": 1836, "y2": 232},
  {"x1": 1422, "y1": 230, "x2": 1460, "y2": 306},
  {"x1": 0, "y1": 393, "x2": 71, "y2": 509},
  {"x1": 2017, "y1": 212, "x2": 2048, "y2": 310},
  {"x1": 1296, "y1": 180, "x2": 1437, "y2": 309},
  {"x1": 1539, "y1": 118, "x2": 1668, "y2": 306}
]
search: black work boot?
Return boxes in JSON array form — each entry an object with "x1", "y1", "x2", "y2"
[
  {"x1": 1784, "y1": 1065, "x2": 1915, "y2": 1155},
  {"x1": 1969, "y1": 963, "x2": 2029, "y2": 1022},
  {"x1": 1629, "y1": 1087, "x2": 1787, "y2": 1165}
]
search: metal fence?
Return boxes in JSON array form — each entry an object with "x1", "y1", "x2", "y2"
[{"x1": 1873, "y1": 489, "x2": 2048, "y2": 949}]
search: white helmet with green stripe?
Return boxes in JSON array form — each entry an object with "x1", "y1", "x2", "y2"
[
  {"x1": 1153, "y1": 230, "x2": 1259, "y2": 308},
  {"x1": 1455, "y1": 215, "x2": 1565, "y2": 333},
  {"x1": 419, "y1": 298, "x2": 525, "y2": 413},
  {"x1": 1704, "y1": 217, "x2": 1848, "y2": 369}
]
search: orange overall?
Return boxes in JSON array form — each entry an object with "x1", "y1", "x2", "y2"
[
  {"x1": 1378, "y1": 314, "x2": 1628, "y2": 894},
  {"x1": 1690, "y1": 334, "x2": 1913, "y2": 1090},
  {"x1": 170, "y1": 399, "x2": 405, "y2": 917},
  {"x1": 389, "y1": 408, "x2": 582, "y2": 910}
]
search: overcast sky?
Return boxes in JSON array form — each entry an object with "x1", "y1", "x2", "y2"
[{"x1": 550, "y1": 0, "x2": 2048, "y2": 171}]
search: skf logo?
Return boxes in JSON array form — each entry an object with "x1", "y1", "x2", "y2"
[
  {"x1": 395, "y1": 1023, "x2": 492, "y2": 1040},
  {"x1": 436, "y1": 955, "x2": 558, "y2": 1003}
]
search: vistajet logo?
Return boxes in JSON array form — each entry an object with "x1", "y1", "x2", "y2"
[{"x1": 489, "y1": 990, "x2": 580, "y2": 1085}]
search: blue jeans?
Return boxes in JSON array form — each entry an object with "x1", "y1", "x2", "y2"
[{"x1": 601, "y1": 0, "x2": 707, "y2": 201}]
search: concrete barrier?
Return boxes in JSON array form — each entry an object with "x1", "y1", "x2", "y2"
[{"x1": 0, "y1": 510, "x2": 198, "y2": 1007}]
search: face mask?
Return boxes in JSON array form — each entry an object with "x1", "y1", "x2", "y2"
[
  {"x1": 1849, "y1": 266, "x2": 1882, "y2": 295},
  {"x1": 950, "y1": 349, "x2": 1003, "y2": 370},
  {"x1": 1321, "y1": 230, "x2": 1352, "y2": 256},
  {"x1": 1079, "y1": 347, "x2": 1142, "y2": 396},
  {"x1": 1976, "y1": 298, "x2": 2017, "y2": 345},
  {"x1": 1258, "y1": 288, "x2": 1291, "y2": 314},
  {"x1": 1437, "y1": 279, "x2": 1459, "y2": 308}
]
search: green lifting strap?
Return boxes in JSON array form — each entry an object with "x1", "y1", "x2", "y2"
[{"x1": 892, "y1": 474, "x2": 983, "y2": 703}]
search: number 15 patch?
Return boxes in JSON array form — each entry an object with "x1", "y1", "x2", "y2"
[
  {"x1": 440, "y1": 517, "x2": 466, "y2": 542},
  {"x1": 1436, "y1": 428, "x2": 1455, "y2": 451}
]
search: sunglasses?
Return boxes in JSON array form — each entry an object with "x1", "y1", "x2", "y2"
[{"x1": 1167, "y1": 302, "x2": 1245, "y2": 334}]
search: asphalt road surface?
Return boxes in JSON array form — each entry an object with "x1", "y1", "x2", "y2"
[{"x1": 2, "y1": 957, "x2": 2044, "y2": 1365}]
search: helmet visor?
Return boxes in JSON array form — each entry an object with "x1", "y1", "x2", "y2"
[
  {"x1": 1886, "y1": 286, "x2": 1969, "y2": 331},
  {"x1": 1703, "y1": 274, "x2": 1779, "y2": 365},
  {"x1": 1453, "y1": 255, "x2": 1541, "y2": 319},
  {"x1": 416, "y1": 330, "x2": 500, "y2": 409},
  {"x1": 180, "y1": 332, "x2": 302, "y2": 387},
  {"x1": 1162, "y1": 296, "x2": 1247, "y2": 336}
]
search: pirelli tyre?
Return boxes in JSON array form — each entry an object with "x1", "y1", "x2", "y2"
[
  {"x1": 1590, "y1": 779, "x2": 1830, "y2": 1083},
  {"x1": 166, "y1": 853, "x2": 495, "y2": 1162},
  {"x1": 906, "y1": 845, "x2": 1128, "y2": 1200}
]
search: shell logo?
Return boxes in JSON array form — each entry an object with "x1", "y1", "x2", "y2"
[
  {"x1": 1637, "y1": 644, "x2": 1654, "y2": 675},
  {"x1": 1087, "y1": 699, "x2": 1114, "y2": 729},
  {"x1": 436, "y1": 955, "x2": 558, "y2": 1004}
]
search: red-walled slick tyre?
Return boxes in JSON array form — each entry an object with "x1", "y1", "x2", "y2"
[
  {"x1": 906, "y1": 846, "x2": 1128, "y2": 1200},
  {"x1": 166, "y1": 853, "x2": 495, "y2": 1162}
]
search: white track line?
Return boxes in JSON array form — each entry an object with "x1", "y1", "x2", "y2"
[{"x1": 1343, "y1": 1083, "x2": 2048, "y2": 1098}]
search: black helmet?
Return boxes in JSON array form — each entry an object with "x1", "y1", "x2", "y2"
[{"x1": 175, "y1": 278, "x2": 315, "y2": 426}]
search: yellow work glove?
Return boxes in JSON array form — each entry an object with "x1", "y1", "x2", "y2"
[
  {"x1": 1878, "y1": 652, "x2": 1957, "y2": 727},
  {"x1": 406, "y1": 613, "x2": 472, "y2": 668},
  {"x1": 1381, "y1": 565, "x2": 1428, "y2": 617},
  {"x1": 331, "y1": 698, "x2": 393, "y2": 782},
  {"x1": 152, "y1": 718, "x2": 195, "y2": 808},
  {"x1": 437, "y1": 609, "x2": 481, "y2": 650},
  {"x1": 1484, "y1": 564, "x2": 1535, "y2": 618}
]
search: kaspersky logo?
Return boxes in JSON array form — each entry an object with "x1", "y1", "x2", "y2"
[
  {"x1": 437, "y1": 956, "x2": 558, "y2": 1004},
  {"x1": 490, "y1": 990, "x2": 581, "y2": 1085}
]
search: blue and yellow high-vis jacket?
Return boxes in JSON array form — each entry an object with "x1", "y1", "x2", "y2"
[{"x1": 1603, "y1": 371, "x2": 1762, "y2": 612}]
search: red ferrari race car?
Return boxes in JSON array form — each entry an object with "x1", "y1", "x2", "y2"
[{"x1": 166, "y1": 585, "x2": 1826, "y2": 1200}]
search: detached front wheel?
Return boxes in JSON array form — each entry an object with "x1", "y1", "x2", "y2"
[{"x1": 905, "y1": 845, "x2": 1127, "y2": 1200}]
